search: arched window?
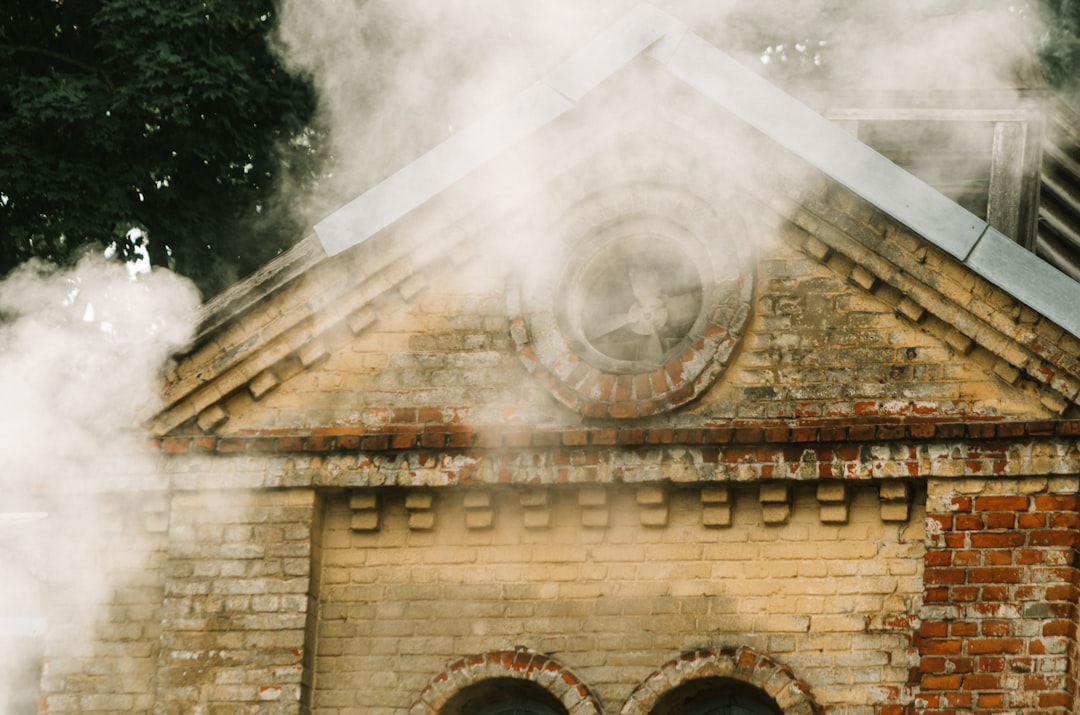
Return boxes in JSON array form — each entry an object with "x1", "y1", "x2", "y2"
[
  {"x1": 683, "y1": 693, "x2": 780, "y2": 715},
  {"x1": 414, "y1": 650, "x2": 600, "y2": 715}
]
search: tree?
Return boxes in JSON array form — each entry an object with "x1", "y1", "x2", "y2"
[
  {"x1": 721, "y1": 0, "x2": 1080, "y2": 109},
  {"x1": 0, "y1": 0, "x2": 319, "y2": 298},
  {"x1": 1035, "y1": 0, "x2": 1080, "y2": 105}
]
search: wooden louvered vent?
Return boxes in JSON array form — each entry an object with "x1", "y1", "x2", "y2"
[
  {"x1": 1037, "y1": 103, "x2": 1080, "y2": 282},
  {"x1": 827, "y1": 105, "x2": 1050, "y2": 263}
]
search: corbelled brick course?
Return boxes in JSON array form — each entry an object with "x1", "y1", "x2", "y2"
[
  {"x1": 155, "y1": 420, "x2": 1080, "y2": 455},
  {"x1": 155, "y1": 435, "x2": 1080, "y2": 494}
]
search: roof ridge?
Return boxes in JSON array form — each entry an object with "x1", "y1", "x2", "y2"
[{"x1": 311, "y1": 2, "x2": 1080, "y2": 338}]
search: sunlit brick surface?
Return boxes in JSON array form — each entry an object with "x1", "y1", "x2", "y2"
[{"x1": 308, "y1": 485, "x2": 925, "y2": 714}]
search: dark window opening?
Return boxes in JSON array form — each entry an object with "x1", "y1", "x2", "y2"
[
  {"x1": 474, "y1": 698, "x2": 562, "y2": 715},
  {"x1": 648, "y1": 677, "x2": 783, "y2": 715},
  {"x1": 439, "y1": 677, "x2": 568, "y2": 715}
]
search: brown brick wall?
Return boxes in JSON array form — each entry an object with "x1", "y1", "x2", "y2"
[
  {"x1": 306, "y1": 484, "x2": 925, "y2": 714},
  {"x1": 701, "y1": 239, "x2": 1032, "y2": 422}
]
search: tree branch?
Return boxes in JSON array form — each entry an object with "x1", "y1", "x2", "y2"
[{"x1": 0, "y1": 44, "x2": 115, "y2": 92}]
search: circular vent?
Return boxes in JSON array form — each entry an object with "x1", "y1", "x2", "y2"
[
  {"x1": 509, "y1": 183, "x2": 754, "y2": 419},
  {"x1": 559, "y1": 235, "x2": 703, "y2": 371}
]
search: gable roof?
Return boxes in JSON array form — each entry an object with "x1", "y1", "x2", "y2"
[
  {"x1": 155, "y1": 3, "x2": 1080, "y2": 437},
  {"x1": 312, "y1": 3, "x2": 1080, "y2": 339}
]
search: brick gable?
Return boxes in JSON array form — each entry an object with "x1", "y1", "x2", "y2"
[
  {"x1": 153, "y1": 52, "x2": 1080, "y2": 440},
  {"x1": 158, "y1": 208, "x2": 1057, "y2": 441}
]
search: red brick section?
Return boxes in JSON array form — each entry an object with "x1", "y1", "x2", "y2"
[
  {"x1": 919, "y1": 493, "x2": 1080, "y2": 714},
  {"x1": 155, "y1": 419, "x2": 1080, "y2": 455}
]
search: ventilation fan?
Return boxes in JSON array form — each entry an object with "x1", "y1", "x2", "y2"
[{"x1": 566, "y1": 236, "x2": 704, "y2": 367}]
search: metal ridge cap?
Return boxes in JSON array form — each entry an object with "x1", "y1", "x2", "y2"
[
  {"x1": 543, "y1": 3, "x2": 685, "y2": 102},
  {"x1": 313, "y1": 3, "x2": 685, "y2": 258},
  {"x1": 662, "y1": 31, "x2": 987, "y2": 262},
  {"x1": 314, "y1": 82, "x2": 574, "y2": 257}
]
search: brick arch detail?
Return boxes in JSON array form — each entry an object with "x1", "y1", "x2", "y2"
[
  {"x1": 619, "y1": 646, "x2": 821, "y2": 715},
  {"x1": 410, "y1": 648, "x2": 604, "y2": 715}
]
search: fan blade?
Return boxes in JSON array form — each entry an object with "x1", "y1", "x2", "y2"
[
  {"x1": 586, "y1": 313, "x2": 633, "y2": 341},
  {"x1": 665, "y1": 292, "x2": 700, "y2": 324},
  {"x1": 629, "y1": 268, "x2": 661, "y2": 305},
  {"x1": 594, "y1": 335, "x2": 639, "y2": 362},
  {"x1": 642, "y1": 329, "x2": 664, "y2": 362}
]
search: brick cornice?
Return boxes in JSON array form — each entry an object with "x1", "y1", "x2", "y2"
[
  {"x1": 155, "y1": 418, "x2": 1080, "y2": 456},
  {"x1": 772, "y1": 192, "x2": 1080, "y2": 415}
]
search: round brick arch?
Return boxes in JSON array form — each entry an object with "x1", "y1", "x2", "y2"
[
  {"x1": 410, "y1": 648, "x2": 603, "y2": 715},
  {"x1": 508, "y1": 180, "x2": 755, "y2": 420},
  {"x1": 620, "y1": 647, "x2": 821, "y2": 715}
]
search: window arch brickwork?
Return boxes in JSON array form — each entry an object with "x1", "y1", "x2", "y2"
[
  {"x1": 410, "y1": 648, "x2": 602, "y2": 715},
  {"x1": 619, "y1": 647, "x2": 820, "y2": 715}
]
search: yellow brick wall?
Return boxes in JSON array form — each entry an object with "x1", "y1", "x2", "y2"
[
  {"x1": 700, "y1": 236, "x2": 1048, "y2": 421},
  {"x1": 37, "y1": 492, "x2": 169, "y2": 715},
  {"x1": 306, "y1": 484, "x2": 925, "y2": 714},
  {"x1": 153, "y1": 488, "x2": 315, "y2": 713}
]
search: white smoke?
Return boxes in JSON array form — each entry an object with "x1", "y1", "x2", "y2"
[
  {"x1": 273, "y1": 0, "x2": 640, "y2": 223},
  {"x1": 0, "y1": 1, "x2": 1053, "y2": 712},
  {"x1": 272, "y1": 0, "x2": 1049, "y2": 233},
  {"x1": 0, "y1": 253, "x2": 200, "y2": 715}
]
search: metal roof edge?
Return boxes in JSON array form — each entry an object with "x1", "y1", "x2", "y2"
[
  {"x1": 313, "y1": 3, "x2": 687, "y2": 258},
  {"x1": 966, "y1": 227, "x2": 1080, "y2": 338},
  {"x1": 314, "y1": 2, "x2": 1080, "y2": 338},
  {"x1": 314, "y1": 82, "x2": 574, "y2": 256}
]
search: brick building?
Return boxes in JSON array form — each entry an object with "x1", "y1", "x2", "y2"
[{"x1": 26, "y1": 5, "x2": 1080, "y2": 715}]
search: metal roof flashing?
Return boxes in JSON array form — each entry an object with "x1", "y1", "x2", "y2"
[
  {"x1": 967, "y1": 226, "x2": 1080, "y2": 337},
  {"x1": 313, "y1": 2, "x2": 1080, "y2": 339}
]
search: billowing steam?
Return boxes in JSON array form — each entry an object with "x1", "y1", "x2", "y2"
[
  {"x1": 0, "y1": 0, "x2": 1059, "y2": 712},
  {"x1": 0, "y1": 254, "x2": 199, "y2": 714},
  {"x1": 273, "y1": 0, "x2": 636, "y2": 223},
  {"x1": 272, "y1": 0, "x2": 1048, "y2": 213}
]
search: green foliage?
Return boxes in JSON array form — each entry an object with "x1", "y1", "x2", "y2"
[
  {"x1": 6, "y1": 1, "x2": 1080, "y2": 300},
  {"x1": 722, "y1": 0, "x2": 1080, "y2": 106},
  {"x1": 0, "y1": 0, "x2": 319, "y2": 297},
  {"x1": 1034, "y1": 0, "x2": 1080, "y2": 104}
]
